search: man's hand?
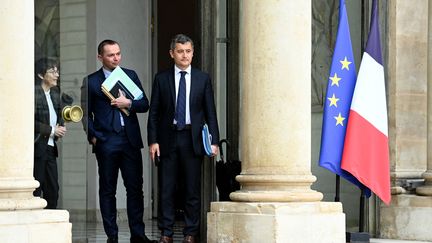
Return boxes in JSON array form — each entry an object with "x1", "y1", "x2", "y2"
[
  {"x1": 211, "y1": 145, "x2": 219, "y2": 157},
  {"x1": 111, "y1": 89, "x2": 131, "y2": 109},
  {"x1": 149, "y1": 143, "x2": 160, "y2": 162},
  {"x1": 91, "y1": 137, "x2": 97, "y2": 145}
]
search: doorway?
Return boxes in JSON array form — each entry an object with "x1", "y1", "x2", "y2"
[
  {"x1": 155, "y1": 0, "x2": 201, "y2": 71},
  {"x1": 152, "y1": 1, "x2": 226, "y2": 241}
]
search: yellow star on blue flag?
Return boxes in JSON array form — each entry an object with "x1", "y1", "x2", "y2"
[
  {"x1": 328, "y1": 93, "x2": 340, "y2": 107},
  {"x1": 340, "y1": 56, "x2": 352, "y2": 70}
]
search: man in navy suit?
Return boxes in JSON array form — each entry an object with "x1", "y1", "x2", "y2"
[
  {"x1": 147, "y1": 34, "x2": 219, "y2": 243},
  {"x1": 81, "y1": 39, "x2": 156, "y2": 243}
]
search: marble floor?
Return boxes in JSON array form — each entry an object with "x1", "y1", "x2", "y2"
[
  {"x1": 72, "y1": 219, "x2": 432, "y2": 243},
  {"x1": 72, "y1": 219, "x2": 184, "y2": 243}
]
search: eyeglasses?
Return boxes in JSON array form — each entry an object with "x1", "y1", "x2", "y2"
[{"x1": 46, "y1": 68, "x2": 59, "y2": 74}]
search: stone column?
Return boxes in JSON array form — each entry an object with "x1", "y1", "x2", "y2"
[
  {"x1": 207, "y1": 1, "x2": 345, "y2": 242},
  {"x1": 0, "y1": 1, "x2": 71, "y2": 242},
  {"x1": 229, "y1": 0, "x2": 322, "y2": 202},
  {"x1": 416, "y1": 0, "x2": 432, "y2": 197},
  {"x1": 380, "y1": 0, "x2": 432, "y2": 241},
  {"x1": 0, "y1": 0, "x2": 46, "y2": 213},
  {"x1": 386, "y1": 0, "x2": 428, "y2": 195}
]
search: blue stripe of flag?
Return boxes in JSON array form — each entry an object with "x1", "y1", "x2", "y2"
[{"x1": 365, "y1": 0, "x2": 382, "y2": 65}]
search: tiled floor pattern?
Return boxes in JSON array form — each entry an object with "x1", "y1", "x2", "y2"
[
  {"x1": 73, "y1": 219, "x2": 184, "y2": 243},
  {"x1": 73, "y1": 220, "x2": 432, "y2": 243}
]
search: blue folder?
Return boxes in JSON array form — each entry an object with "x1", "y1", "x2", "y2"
[{"x1": 202, "y1": 123, "x2": 213, "y2": 156}]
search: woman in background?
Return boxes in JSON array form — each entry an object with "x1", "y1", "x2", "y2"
[{"x1": 34, "y1": 57, "x2": 66, "y2": 209}]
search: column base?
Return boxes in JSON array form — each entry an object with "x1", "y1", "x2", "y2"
[
  {"x1": 0, "y1": 178, "x2": 47, "y2": 210},
  {"x1": 0, "y1": 209, "x2": 71, "y2": 243},
  {"x1": 0, "y1": 197, "x2": 46, "y2": 210},
  {"x1": 230, "y1": 174, "x2": 324, "y2": 202},
  {"x1": 207, "y1": 201, "x2": 345, "y2": 243},
  {"x1": 417, "y1": 171, "x2": 432, "y2": 195},
  {"x1": 230, "y1": 190, "x2": 323, "y2": 202},
  {"x1": 381, "y1": 194, "x2": 432, "y2": 241},
  {"x1": 416, "y1": 185, "x2": 432, "y2": 196}
]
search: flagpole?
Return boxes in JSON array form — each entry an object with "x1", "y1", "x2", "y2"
[
  {"x1": 359, "y1": 189, "x2": 366, "y2": 232},
  {"x1": 361, "y1": 0, "x2": 366, "y2": 52},
  {"x1": 335, "y1": 175, "x2": 340, "y2": 202},
  {"x1": 358, "y1": 0, "x2": 367, "y2": 235},
  {"x1": 348, "y1": 1, "x2": 371, "y2": 242},
  {"x1": 358, "y1": 0, "x2": 366, "y2": 233}
]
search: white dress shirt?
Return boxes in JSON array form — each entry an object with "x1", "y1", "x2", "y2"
[{"x1": 44, "y1": 89, "x2": 57, "y2": 146}]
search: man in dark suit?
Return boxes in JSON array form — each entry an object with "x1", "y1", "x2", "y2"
[
  {"x1": 147, "y1": 34, "x2": 219, "y2": 243},
  {"x1": 81, "y1": 39, "x2": 156, "y2": 243},
  {"x1": 34, "y1": 58, "x2": 66, "y2": 209}
]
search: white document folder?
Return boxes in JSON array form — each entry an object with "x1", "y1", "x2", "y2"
[
  {"x1": 101, "y1": 66, "x2": 144, "y2": 101},
  {"x1": 101, "y1": 66, "x2": 144, "y2": 116}
]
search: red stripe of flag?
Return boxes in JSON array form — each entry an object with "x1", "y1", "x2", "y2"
[{"x1": 341, "y1": 111, "x2": 390, "y2": 204}]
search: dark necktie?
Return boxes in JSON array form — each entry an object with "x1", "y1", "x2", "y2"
[
  {"x1": 113, "y1": 110, "x2": 121, "y2": 133},
  {"x1": 176, "y1": 71, "x2": 187, "y2": 129}
]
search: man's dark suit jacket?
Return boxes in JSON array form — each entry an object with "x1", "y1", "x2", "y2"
[
  {"x1": 81, "y1": 67, "x2": 149, "y2": 149},
  {"x1": 34, "y1": 85, "x2": 61, "y2": 157},
  {"x1": 147, "y1": 67, "x2": 219, "y2": 156}
]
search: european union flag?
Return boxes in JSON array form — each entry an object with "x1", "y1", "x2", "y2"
[{"x1": 318, "y1": 0, "x2": 369, "y2": 193}]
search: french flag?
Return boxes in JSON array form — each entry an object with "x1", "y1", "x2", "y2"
[{"x1": 341, "y1": 0, "x2": 391, "y2": 204}]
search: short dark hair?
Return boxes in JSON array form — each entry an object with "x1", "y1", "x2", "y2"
[
  {"x1": 35, "y1": 57, "x2": 59, "y2": 82},
  {"x1": 97, "y1": 39, "x2": 119, "y2": 55},
  {"x1": 170, "y1": 34, "x2": 194, "y2": 50}
]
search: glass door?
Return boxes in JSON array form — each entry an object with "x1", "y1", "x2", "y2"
[
  {"x1": 35, "y1": 1, "x2": 89, "y2": 242},
  {"x1": 35, "y1": 1, "x2": 155, "y2": 242}
]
